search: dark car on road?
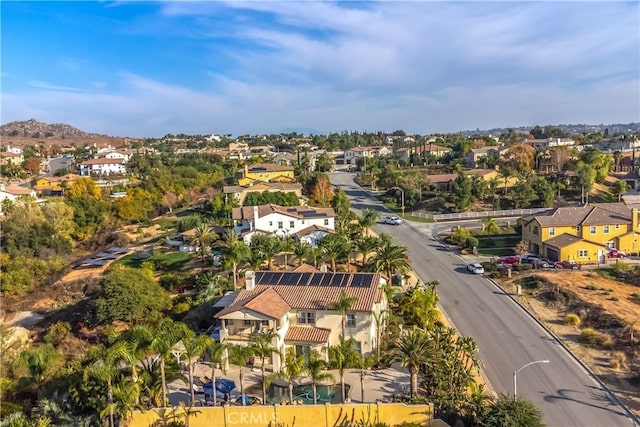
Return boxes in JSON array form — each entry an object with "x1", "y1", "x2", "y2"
[{"x1": 554, "y1": 260, "x2": 579, "y2": 270}]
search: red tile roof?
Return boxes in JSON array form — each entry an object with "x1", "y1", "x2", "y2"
[
  {"x1": 285, "y1": 326, "x2": 331, "y2": 344},
  {"x1": 232, "y1": 204, "x2": 334, "y2": 221}
]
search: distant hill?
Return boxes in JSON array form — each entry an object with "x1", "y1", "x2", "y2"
[{"x1": 0, "y1": 119, "x2": 102, "y2": 138}]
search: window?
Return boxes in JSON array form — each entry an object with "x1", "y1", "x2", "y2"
[
  {"x1": 590, "y1": 226, "x2": 597, "y2": 235},
  {"x1": 269, "y1": 221, "x2": 273, "y2": 227},
  {"x1": 324, "y1": 219, "x2": 329, "y2": 226},
  {"x1": 346, "y1": 313, "x2": 356, "y2": 327},
  {"x1": 533, "y1": 226, "x2": 539, "y2": 236},
  {"x1": 353, "y1": 341, "x2": 362, "y2": 353},
  {"x1": 603, "y1": 225, "x2": 610, "y2": 234},
  {"x1": 298, "y1": 312, "x2": 315, "y2": 325},
  {"x1": 295, "y1": 345, "x2": 310, "y2": 359},
  {"x1": 548, "y1": 227, "x2": 555, "y2": 237},
  {"x1": 243, "y1": 319, "x2": 252, "y2": 326},
  {"x1": 578, "y1": 249, "x2": 588, "y2": 257},
  {"x1": 261, "y1": 320, "x2": 269, "y2": 326},
  {"x1": 290, "y1": 221, "x2": 295, "y2": 229},
  {"x1": 278, "y1": 221, "x2": 283, "y2": 229}
]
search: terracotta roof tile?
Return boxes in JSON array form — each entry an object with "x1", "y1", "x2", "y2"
[
  {"x1": 232, "y1": 204, "x2": 334, "y2": 221},
  {"x1": 294, "y1": 225, "x2": 335, "y2": 238},
  {"x1": 528, "y1": 203, "x2": 632, "y2": 227},
  {"x1": 545, "y1": 233, "x2": 606, "y2": 249},
  {"x1": 285, "y1": 326, "x2": 331, "y2": 344},
  {"x1": 291, "y1": 263, "x2": 320, "y2": 273},
  {"x1": 244, "y1": 288, "x2": 291, "y2": 319}
]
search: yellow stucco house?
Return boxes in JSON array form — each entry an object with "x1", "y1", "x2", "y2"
[
  {"x1": 223, "y1": 181, "x2": 303, "y2": 206},
  {"x1": 522, "y1": 203, "x2": 640, "y2": 263},
  {"x1": 34, "y1": 174, "x2": 82, "y2": 195},
  {"x1": 237, "y1": 163, "x2": 295, "y2": 186}
]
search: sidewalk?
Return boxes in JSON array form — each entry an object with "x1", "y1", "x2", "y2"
[{"x1": 168, "y1": 361, "x2": 409, "y2": 406}]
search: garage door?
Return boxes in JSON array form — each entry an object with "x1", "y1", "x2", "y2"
[{"x1": 546, "y1": 247, "x2": 559, "y2": 262}]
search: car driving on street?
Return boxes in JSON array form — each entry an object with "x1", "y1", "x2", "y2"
[
  {"x1": 467, "y1": 263, "x2": 485, "y2": 274},
  {"x1": 382, "y1": 216, "x2": 403, "y2": 225}
]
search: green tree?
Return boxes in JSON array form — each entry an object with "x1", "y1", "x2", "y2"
[
  {"x1": 182, "y1": 334, "x2": 212, "y2": 405},
  {"x1": 250, "y1": 234, "x2": 282, "y2": 270},
  {"x1": 357, "y1": 209, "x2": 380, "y2": 238},
  {"x1": 228, "y1": 345, "x2": 255, "y2": 406},
  {"x1": 331, "y1": 189, "x2": 351, "y2": 218},
  {"x1": 481, "y1": 216, "x2": 500, "y2": 234},
  {"x1": 114, "y1": 187, "x2": 157, "y2": 222},
  {"x1": 203, "y1": 340, "x2": 227, "y2": 407},
  {"x1": 219, "y1": 229, "x2": 250, "y2": 290},
  {"x1": 306, "y1": 350, "x2": 334, "y2": 405},
  {"x1": 330, "y1": 290, "x2": 358, "y2": 339},
  {"x1": 318, "y1": 233, "x2": 350, "y2": 272},
  {"x1": 612, "y1": 180, "x2": 630, "y2": 202},
  {"x1": 394, "y1": 328, "x2": 436, "y2": 398},
  {"x1": 498, "y1": 166, "x2": 515, "y2": 196},
  {"x1": 369, "y1": 241, "x2": 411, "y2": 283},
  {"x1": 193, "y1": 223, "x2": 217, "y2": 265},
  {"x1": 269, "y1": 348, "x2": 308, "y2": 404},
  {"x1": 452, "y1": 172, "x2": 472, "y2": 212},
  {"x1": 150, "y1": 319, "x2": 189, "y2": 407},
  {"x1": 576, "y1": 162, "x2": 596, "y2": 203},
  {"x1": 94, "y1": 266, "x2": 170, "y2": 325},
  {"x1": 355, "y1": 236, "x2": 378, "y2": 267},
  {"x1": 249, "y1": 330, "x2": 281, "y2": 405},
  {"x1": 483, "y1": 394, "x2": 544, "y2": 427},
  {"x1": 13, "y1": 344, "x2": 63, "y2": 400},
  {"x1": 292, "y1": 241, "x2": 312, "y2": 267},
  {"x1": 328, "y1": 337, "x2": 361, "y2": 403},
  {"x1": 511, "y1": 179, "x2": 537, "y2": 209}
]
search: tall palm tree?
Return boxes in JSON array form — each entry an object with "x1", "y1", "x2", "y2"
[
  {"x1": 393, "y1": 327, "x2": 436, "y2": 398},
  {"x1": 318, "y1": 233, "x2": 350, "y2": 272},
  {"x1": 328, "y1": 337, "x2": 361, "y2": 403},
  {"x1": 249, "y1": 330, "x2": 281, "y2": 405},
  {"x1": 251, "y1": 234, "x2": 282, "y2": 270},
  {"x1": 121, "y1": 325, "x2": 154, "y2": 405},
  {"x1": 278, "y1": 236, "x2": 295, "y2": 268},
  {"x1": 248, "y1": 251, "x2": 266, "y2": 271},
  {"x1": 370, "y1": 242, "x2": 411, "y2": 284},
  {"x1": 356, "y1": 236, "x2": 378, "y2": 268},
  {"x1": 357, "y1": 209, "x2": 380, "y2": 238},
  {"x1": 268, "y1": 348, "x2": 307, "y2": 404},
  {"x1": 292, "y1": 241, "x2": 312, "y2": 266},
  {"x1": 228, "y1": 345, "x2": 255, "y2": 406},
  {"x1": 150, "y1": 319, "x2": 189, "y2": 408},
  {"x1": 194, "y1": 222, "x2": 217, "y2": 264},
  {"x1": 498, "y1": 166, "x2": 513, "y2": 196},
  {"x1": 306, "y1": 350, "x2": 334, "y2": 404},
  {"x1": 220, "y1": 230, "x2": 250, "y2": 290},
  {"x1": 203, "y1": 339, "x2": 227, "y2": 407},
  {"x1": 182, "y1": 334, "x2": 213, "y2": 405},
  {"x1": 330, "y1": 290, "x2": 358, "y2": 339}
]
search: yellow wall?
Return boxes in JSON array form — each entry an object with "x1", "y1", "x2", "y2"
[
  {"x1": 239, "y1": 170, "x2": 294, "y2": 186},
  {"x1": 549, "y1": 240, "x2": 604, "y2": 262},
  {"x1": 127, "y1": 402, "x2": 433, "y2": 427}
]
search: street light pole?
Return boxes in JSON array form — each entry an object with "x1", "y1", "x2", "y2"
[
  {"x1": 513, "y1": 359, "x2": 550, "y2": 398},
  {"x1": 391, "y1": 186, "x2": 405, "y2": 218}
]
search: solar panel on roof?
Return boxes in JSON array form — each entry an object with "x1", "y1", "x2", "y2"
[
  {"x1": 280, "y1": 273, "x2": 299, "y2": 286},
  {"x1": 260, "y1": 272, "x2": 278, "y2": 284},
  {"x1": 351, "y1": 274, "x2": 371, "y2": 288},
  {"x1": 309, "y1": 273, "x2": 323, "y2": 286},
  {"x1": 298, "y1": 273, "x2": 311, "y2": 285},
  {"x1": 329, "y1": 273, "x2": 346, "y2": 287},
  {"x1": 319, "y1": 274, "x2": 332, "y2": 286}
]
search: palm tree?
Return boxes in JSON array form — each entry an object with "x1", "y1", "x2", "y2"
[
  {"x1": 355, "y1": 236, "x2": 378, "y2": 268},
  {"x1": 203, "y1": 339, "x2": 227, "y2": 407},
  {"x1": 249, "y1": 330, "x2": 281, "y2": 405},
  {"x1": 393, "y1": 327, "x2": 436, "y2": 398},
  {"x1": 220, "y1": 229, "x2": 250, "y2": 290},
  {"x1": 330, "y1": 290, "x2": 358, "y2": 339},
  {"x1": 14, "y1": 344, "x2": 63, "y2": 400},
  {"x1": 228, "y1": 345, "x2": 255, "y2": 406},
  {"x1": 182, "y1": 334, "x2": 212, "y2": 405},
  {"x1": 370, "y1": 242, "x2": 411, "y2": 284},
  {"x1": 481, "y1": 216, "x2": 500, "y2": 234},
  {"x1": 357, "y1": 209, "x2": 380, "y2": 238},
  {"x1": 269, "y1": 348, "x2": 307, "y2": 404},
  {"x1": 150, "y1": 319, "x2": 188, "y2": 408},
  {"x1": 194, "y1": 222, "x2": 217, "y2": 264},
  {"x1": 328, "y1": 337, "x2": 361, "y2": 403},
  {"x1": 248, "y1": 251, "x2": 266, "y2": 271},
  {"x1": 278, "y1": 236, "x2": 295, "y2": 268},
  {"x1": 498, "y1": 166, "x2": 513, "y2": 196},
  {"x1": 310, "y1": 246, "x2": 324, "y2": 268},
  {"x1": 319, "y1": 233, "x2": 350, "y2": 272},
  {"x1": 292, "y1": 241, "x2": 312, "y2": 266},
  {"x1": 306, "y1": 350, "x2": 334, "y2": 404},
  {"x1": 121, "y1": 325, "x2": 154, "y2": 405},
  {"x1": 251, "y1": 234, "x2": 282, "y2": 270}
]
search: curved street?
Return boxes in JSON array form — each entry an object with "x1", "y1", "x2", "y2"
[{"x1": 329, "y1": 172, "x2": 637, "y2": 427}]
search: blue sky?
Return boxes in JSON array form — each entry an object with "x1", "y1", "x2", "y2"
[{"x1": 2, "y1": 1, "x2": 639, "y2": 137}]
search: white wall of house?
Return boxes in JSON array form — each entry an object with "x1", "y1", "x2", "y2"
[
  {"x1": 80, "y1": 162, "x2": 126, "y2": 176},
  {"x1": 105, "y1": 151, "x2": 131, "y2": 162},
  {"x1": 235, "y1": 209, "x2": 335, "y2": 242},
  {"x1": 299, "y1": 230, "x2": 331, "y2": 248}
]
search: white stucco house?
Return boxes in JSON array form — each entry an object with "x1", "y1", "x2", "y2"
[
  {"x1": 79, "y1": 158, "x2": 127, "y2": 176},
  {"x1": 0, "y1": 183, "x2": 37, "y2": 213},
  {"x1": 343, "y1": 146, "x2": 391, "y2": 165},
  {"x1": 232, "y1": 204, "x2": 335, "y2": 244},
  {"x1": 214, "y1": 270, "x2": 388, "y2": 371}
]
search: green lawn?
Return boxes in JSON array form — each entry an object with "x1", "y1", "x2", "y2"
[{"x1": 112, "y1": 251, "x2": 193, "y2": 271}]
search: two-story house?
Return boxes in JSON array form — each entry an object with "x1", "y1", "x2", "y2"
[
  {"x1": 237, "y1": 164, "x2": 295, "y2": 186},
  {"x1": 79, "y1": 158, "x2": 127, "y2": 176},
  {"x1": 343, "y1": 146, "x2": 391, "y2": 165},
  {"x1": 522, "y1": 203, "x2": 640, "y2": 262},
  {"x1": 223, "y1": 181, "x2": 303, "y2": 206},
  {"x1": 33, "y1": 174, "x2": 82, "y2": 196},
  {"x1": 214, "y1": 270, "x2": 388, "y2": 370},
  {"x1": 232, "y1": 204, "x2": 335, "y2": 244},
  {"x1": 464, "y1": 146, "x2": 509, "y2": 168},
  {"x1": 0, "y1": 183, "x2": 37, "y2": 213}
]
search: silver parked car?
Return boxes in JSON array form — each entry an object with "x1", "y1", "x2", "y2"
[{"x1": 467, "y1": 263, "x2": 485, "y2": 274}]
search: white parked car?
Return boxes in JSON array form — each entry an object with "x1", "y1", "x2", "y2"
[
  {"x1": 382, "y1": 216, "x2": 403, "y2": 225},
  {"x1": 467, "y1": 263, "x2": 485, "y2": 274}
]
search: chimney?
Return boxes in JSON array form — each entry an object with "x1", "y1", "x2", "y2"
[
  {"x1": 633, "y1": 208, "x2": 638, "y2": 231},
  {"x1": 252, "y1": 205, "x2": 259, "y2": 231},
  {"x1": 245, "y1": 270, "x2": 256, "y2": 291},
  {"x1": 320, "y1": 264, "x2": 328, "y2": 273}
]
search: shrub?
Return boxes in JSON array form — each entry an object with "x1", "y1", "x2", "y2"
[
  {"x1": 172, "y1": 301, "x2": 192, "y2": 315},
  {"x1": 159, "y1": 273, "x2": 182, "y2": 291},
  {"x1": 580, "y1": 328, "x2": 612, "y2": 347},
  {"x1": 609, "y1": 353, "x2": 626, "y2": 370},
  {"x1": 465, "y1": 236, "x2": 479, "y2": 249},
  {"x1": 631, "y1": 292, "x2": 640, "y2": 298},
  {"x1": 565, "y1": 313, "x2": 580, "y2": 326},
  {"x1": 513, "y1": 263, "x2": 532, "y2": 272},
  {"x1": 585, "y1": 285, "x2": 598, "y2": 291},
  {"x1": 44, "y1": 321, "x2": 71, "y2": 345},
  {"x1": 609, "y1": 296, "x2": 620, "y2": 302}
]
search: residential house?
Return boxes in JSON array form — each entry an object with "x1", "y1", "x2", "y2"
[
  {"x1": 343, "y1": 146, "x2": 391, "y2": 166},
  {"x1": 527, "y1": 138, "x2": 575, "y2": 150},
  {"x1": 33, "y1": 174, "x2": 82, "y2": 196},
  {"x1": 0, "y1": 183, "x2": 37, "y2": 213},
  {"x1": 464, "y1": 146, "x2": 509, "y2": 168},
  {"x1": 0, "y1": 152, "x2": 24, "y2": 167},
  {"x1": 214, "y1": 270, "x2": 388, "y2": 370},
  {"x1": 233, "y1": 204, "x2": 335, "y2": 244},
  {"x1": 5, "y1": 146, "x2": 23, "y2": 155},
  {"x1": 426, "y1": 169, "x2": 517, "y2": 192},
  {"x1": 395, "y1": 144, "x2": 451, "y2": 163},
  {"x1": 224, "y1": 181, "x2": 303, "y2": 206},
  {"x1": 237, "y1": 164, "x2": 295, "y2": 186},
  {"x1": 79, "y1": 158, "x2": 127, "y2": 176},
  {"x1": 522, "y1": 203, "x2": 640, "y2": 262},
  {"x1": 294, "y1": 225, "x2": 336, "y2": 247}
]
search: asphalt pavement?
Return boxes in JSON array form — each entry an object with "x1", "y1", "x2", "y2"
[{"x1": 328, "y1": 172, "x2": 638, "y2": 427}]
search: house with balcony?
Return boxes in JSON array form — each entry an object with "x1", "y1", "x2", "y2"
[
  {"x1": 232, "y1": 204, "x2": 335, "y2": 244},
  {"x1": 237, "y1": 164, "x2": 295, "y2": 186},
  {"x1": 522, "y1": 203, "x2": 640, "y2": 262},
  {"x1": 223, "y1": 181, "x2": 303, "y2": 206},
  {"x1": 214, "y1": 270, "x2": 388, "y2": 371},
  {"x1": 79, "y1": 158, "x2": 127, "y2": 176}
]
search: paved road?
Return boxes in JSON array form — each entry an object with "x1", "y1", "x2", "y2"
[
  {"x1": 329, "y1": 172, "x2": 637, "y2": 427},
  {"x1": 47, "y1": 156, "x2": 71, "y2": 177}
]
